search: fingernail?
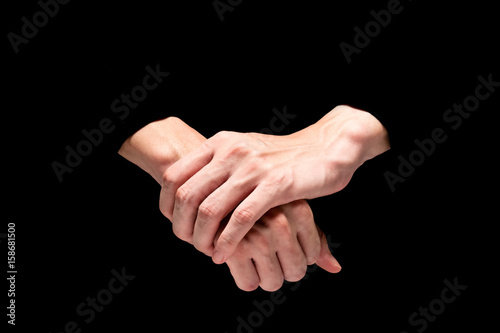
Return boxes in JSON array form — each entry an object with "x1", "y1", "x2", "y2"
[{"x1": 212, "y1": 251, "x2": 225, "y2": 264}]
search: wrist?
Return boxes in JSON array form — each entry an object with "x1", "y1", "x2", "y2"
[
  {"x1": 311, "y1": 105, "x2": 390, "y2": 164},
  {"x1": 286, "y1": 105, "x2": 390, "y2": 195},
  {"x1": 118, "y1": 117, "x2": 206, "y2": 184}
]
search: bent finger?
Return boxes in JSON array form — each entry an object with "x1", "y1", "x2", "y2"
[
  {"x1": 171, "y1": 161, "x2": 229, "y2": 245},
  {"x1": 159, "y1": 142, "x2": 214, "y2": 221},
  {"x1": 192, "y1": 173, "x2": 255, "y2": 256},
  {"x1": 226, "y1": 257, "x2": 260, "y2": 292},
  {"x1": 212, "y1": 185, "x2": 276, "y2": 264},
  {"x1": 254, "y1": 253, "x2": 284, "y2": 292}
]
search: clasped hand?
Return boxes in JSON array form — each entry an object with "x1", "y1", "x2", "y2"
[{"x1": 120, "y1": 105, "x2": 390, "y2": 291}]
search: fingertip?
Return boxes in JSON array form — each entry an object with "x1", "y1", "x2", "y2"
[
  {"x1": 319, "y1": 261, "x2": 341, "y2": 274},
  {"x1": 212, "y1": 250, "x2": 226, "y2": 264},
  {"x1": 316, "y1": 252, "x2": 342, "y2": 274},
  {"x1": 329, "y1": 254, "x2": 342, "y2": 272}
]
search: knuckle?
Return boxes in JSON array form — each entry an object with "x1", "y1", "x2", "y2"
[
  {"x1": 264, "y1": 210, "x2": 292, "y2": 236},
  {"x1": 228, "y1": 141, "x2": 252, "y2": 157},
  {"x1": 162, "y1": 168, "x2": 177, "y2": 188},
  {"x1": 272, "y1": 212, "x2": 290, "y2": 231},
  {"x1": 212, "y1": 130, "x2": 233, "y2": 143},
  {"x1": 175, "y1": 185, "x2": 192, "y2": 204},
  {"x1": 215, "y1": 130, "x2": 231, "y2": 139},
  {"x1": 198, "y1": 201, "x2": 219, "y2": 221},
  {"x1": 233, "y1": 207, "x2": 255, "y2": 226},
  {"x1": 244, "y1": 159, "x2": 264, "y2": 174}
]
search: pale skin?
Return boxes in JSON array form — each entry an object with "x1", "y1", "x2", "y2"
[
  {"x1": 159, "y1": 105, "x2": 390, "y2": 264},
  {"x1": 119, "y1": 116, "x2": 343, "y2": 291}
]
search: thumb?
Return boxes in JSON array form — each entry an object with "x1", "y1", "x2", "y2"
[{"x1": 315, "y1": 228, "x2": 342, "y2": 274}]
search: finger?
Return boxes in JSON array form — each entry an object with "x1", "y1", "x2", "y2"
[
  {"x1": 290, "y1": 213, "x2": 321, "y2": 265},
  {"x1": 192, "y1": 173, "x2": 255, "y2": 256},
  {"x1": 276, "y1": 242, "x2": 307, "y2": 282},
  {"x1": 315, "y1": 228, "x2": 342, "y2": 273},
  {"x1": 254, "y1": 253, "x2": 284, "y2": 292},
  {"x1": 212, "y1": 185, "x2": 276, "y2": 264},
  {"x1": 171, "y1": 162, "x2": 229, "y2": 245},
  {"x1": 291, "y1": 201, "x2": 322, "y2": 265},
  {"x1": 259, "y1": 206, "x2": 307, "y2": 282},
  {"x1": 226, "y1": 258, "x2": 260, "y2": 292},
  {"x1": 159, "y1": 142, "x2": 214, "y2": 221}
]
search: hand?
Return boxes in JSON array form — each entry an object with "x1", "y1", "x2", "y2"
[
  {"x1": 119, "y1": 117, "x2": 341, "y2": 291},
  {"x1": 159, "y1": 105, "x2": 390, "y2": 264},
  {"x1": 222, "y1": 200, "x2": 341, "y2": 291}
]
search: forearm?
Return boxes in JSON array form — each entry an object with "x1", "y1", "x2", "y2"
[{"x1": 118, "y1": 117, "x2": 206, "y2": 184}]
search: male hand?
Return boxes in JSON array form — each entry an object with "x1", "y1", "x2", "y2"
[
  {"x1": 119, "y1": 117, "x2": 342, "y2": 291},
  {"x1": 222, "y1": 200, "x2": 340, "y2": 291},
  {"x1": 159, "y1": 105, "x2": 390, "y2": 264}
]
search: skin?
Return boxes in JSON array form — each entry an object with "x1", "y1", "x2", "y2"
[
  {"x1": 118, "y1": 117, "x2": 342, "y2": 291},
  {"x1": 158, "y1": 105, "x2": 390, "y2": 264}
]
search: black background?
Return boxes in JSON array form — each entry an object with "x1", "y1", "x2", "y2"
[{"x1": 3, "y1": 0, "x2": 498, "y2": 332}]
